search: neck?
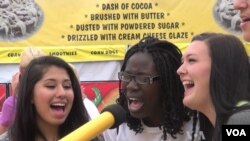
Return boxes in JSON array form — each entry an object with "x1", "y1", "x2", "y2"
[
  {"x1": 36, "y1": 119, "x2": 59, "y2": 141},
  {"x1": 142, "y1": 118, "x2": 162, "y2": 127},
  {"x1": 142, "y1": 107, "x2": 163, "y2": 127},
  {"x1": 200, "y1": 103, "x2": 216, "y2": 127}
]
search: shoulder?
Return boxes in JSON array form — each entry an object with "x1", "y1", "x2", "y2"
[
  {"x1": 83, "y1": 98, "x2": 100, "y2": 119},
  {"x1": 182, "y1": 119, "x2": 195, "y2": 130},
  {"x1": 103, "y1": 123, "x2": 137, "y2": 141},
  {"x1": 3, "y1": 96, "x2": 15, "y2": 104},
  {"x1": 0, "y1": 131, "x2": 10, "y2": 141},
  {"x1": 227, "y1": 109, "x2": 250, "y2": 125},
  {"x1": 103, "y1": 123, "x2": 122, "y2": 141},
  {"x1": 4, "y1": 96, "x2": 15, "y2": 102},
  {"x1": 182, "y1": 116, "x2": 200, "y2": 134},
  {"x1": 103, "y1": 123, "x2": 127, "y2": 137},
  {"x1": 2, "y1": 96, "x2": 16, "y2": 108}
]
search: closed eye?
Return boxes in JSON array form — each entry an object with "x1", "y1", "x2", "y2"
[
  {"x1": 188, "y1": 58, "x2": 196, "y2": 64},
  {"x1": 46, "y1": 85, "x2": 55, "y2": 89},
  {"x1": 63, "y1": 81, "x2": 72, "y2": 89},
  {"x1": 63, "y1": 85, "x2": 72, "y2": 89}
]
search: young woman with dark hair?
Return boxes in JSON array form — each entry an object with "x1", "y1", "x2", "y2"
[
  {"x1": 0, "y1": 56, "x2": 100, "y2": 141},
  {"x1": 177, "y1": 32, "x2": 250, "y2": 141}
]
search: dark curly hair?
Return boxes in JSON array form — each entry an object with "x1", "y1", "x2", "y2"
[{"x1": 117, "y1": 37, "x2": 196, "y2": 140}]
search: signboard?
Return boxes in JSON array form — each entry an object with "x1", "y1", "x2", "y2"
[{"x1": 0, "y1": 0, "x2": 249, "y2": 63}]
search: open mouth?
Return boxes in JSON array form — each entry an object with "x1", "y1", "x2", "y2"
[
  {"x1": 50, "y1": 103, "x2": 66, "y2": 112},
  {"x1": 129, "y1": 98, "x2": 139, "y2": 104},
  {"x1": 127, "y1": 97, "x2": 144, "y2": 112},
  {"x1": 241, "y1": 17, "x2": 250, "y2": 23},
  {"x1": 183, "y1": 81, "x2": 194, "y2": 90}
]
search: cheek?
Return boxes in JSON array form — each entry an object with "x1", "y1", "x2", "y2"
[
  {"x1": 33, "y1": 85, "x2": 49, "y2": 103},
  {"x1": 33, "y1": 89, "x2": 50, "y2": 105},
  {"x1": 144, "y1": 85, "x2": 161, "y2": 100},
  {"x1": 243, "y1": 31, "x2": 250, "y2": 42},
  {"x1": 195, "y1": 70, "x2": 210, "y2": 97},
  {"x1": 192, "y1": 64, "x2": 211, "y2": 85},
  {"x1": 68, "y1": 90, "x2": 74, "y2": 103},
  {"x1": 32, "y1": 92, "x2": 50, "y2": 115},
  {"x1": 193, "y1": 76, "x2": 211, "y2": 107},
  {"x1": 201, "y1": 67, "x2": 211, "y2": 88}
]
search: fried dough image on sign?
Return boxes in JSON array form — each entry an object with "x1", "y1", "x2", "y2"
[
  {"x1": 0, "y1": 0, "x2": 44, "y2": 41},
  {"x1": 213, "y1": 0, "x2": 242, "y2": 34}
]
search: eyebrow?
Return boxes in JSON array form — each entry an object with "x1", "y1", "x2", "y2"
[
  {"x1": 43, "y1": 78, "x2": 71, "y2": 82},
  {"x1": 182, "y1": 53, "x2": 196, "y2": 62},
  {"x1": 184, "y1": 53, "x2": 195, "y2": 58}
]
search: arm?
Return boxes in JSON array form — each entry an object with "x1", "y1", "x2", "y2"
[
  {"x1": 0, "y1": 97, "x2": 15, "y2": 128},
  {"x1": 0, "y1": 125, "x2": 7, "y2": 135},
  {"x1": 227, "y1": 109, "x2": 250, "y2": 125}
]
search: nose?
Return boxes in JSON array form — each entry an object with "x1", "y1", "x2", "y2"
[
  {"x1": 126, "y1": 77, "x2": 139, "y2": 90},
  {"x1": 234, "y1": 0, "x2": 247, "y2": 10},
  {"x1": 177, "y1": 64, "x2": 186, "y2": 77},
  {"x1": 56, "y1": 85, "x2": 66, "y2": 98}
]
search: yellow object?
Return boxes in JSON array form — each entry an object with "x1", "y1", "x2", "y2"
[
  {"x1": 59, "y1": 112, "x2": 114, "y2": 141},
  {"x1": 236, "y1": 100, "x2": 249, "y2": 107}
]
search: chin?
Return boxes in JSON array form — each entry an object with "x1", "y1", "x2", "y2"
[
  {"x1": 129, "y1": 107, "x2": 148, "y2": 119},
  {"x1": 183, "y1": 97, "x2": 197, "y2": 110},
  {"x1": 52, "y1": 120, "x2": 66, "y2": 126},
  {"x1": 130, "y1": 111, "x2": 144, "y2": 119},
  {"x1": 243, "y1": 33, "x2": 250, "y2": 42},
  {"x1": 242, "y1": 27, "x2": 250, "y2": 41}
]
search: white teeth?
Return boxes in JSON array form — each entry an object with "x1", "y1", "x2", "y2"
[
  {"x1": 129, "y1": 98, "x2": 138, "y2": 101},
  {"x1": 182, "y1": 81, "x2": 194, "y2": 85},
  {"x1": 51, "y1": 103, "x2": 65, "y2": 106}
]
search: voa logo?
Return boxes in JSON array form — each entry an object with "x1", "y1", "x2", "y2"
[{"x1": 226, "y1": 129, "x2": 246, "y2": 136}]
